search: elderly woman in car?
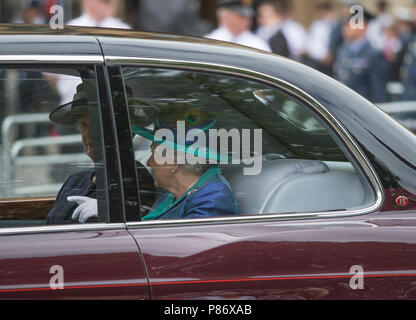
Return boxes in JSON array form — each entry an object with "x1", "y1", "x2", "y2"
[{"x1": 132, "y1": 104, "x2": 239, "y2": 220}]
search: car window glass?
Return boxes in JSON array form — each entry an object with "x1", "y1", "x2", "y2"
[
  {"x1": 0, "y1": 67, "x2": 107, "y2": 228},
  {"x1": 122, "y1": 67, "x2": 376, "y2": 221}
]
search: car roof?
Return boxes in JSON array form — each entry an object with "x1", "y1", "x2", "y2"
[
  {"x1": 0, "y1": 24, "x2": 260, "y2": 56},
  {"x1": 0, "y1": 24, "x2": 307, "y2": 81},
  {"x1": 0, "y1": 23, "x2": 205, "y2": 39}
]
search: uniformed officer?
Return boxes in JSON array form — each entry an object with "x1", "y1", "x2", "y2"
[
  {"x1": 333, "y1": 9, "x2": 390, "y2": 103},
  {"x1": 400, "y1": 3, "x2": 416, "y2": 101},
  {"x1": 205, "y1": 0, "x2": 271, "y2": 52}
]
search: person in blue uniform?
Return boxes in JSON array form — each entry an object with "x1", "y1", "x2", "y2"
[
  {"x1": 400, "y1": 2, "x2": 416, "y2": 101},
  {"x1": 131, "y1": 104, "x2": 240, "y2": 220},
  {"x1": 401, "y1": 36, "x2": 416, "y2": 100},
  {"x1": 333, "y1": 9, "x2": 390, "y2": 103}
]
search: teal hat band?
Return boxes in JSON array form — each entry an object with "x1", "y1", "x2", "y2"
[{"x1": 131, "y1": 122, "x2": 230, "y2": 163}]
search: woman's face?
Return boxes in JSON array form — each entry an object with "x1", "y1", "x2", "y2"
[
  {"x1": 147, "y1": 142, "x2": 176, "y2": 189},
  {"x1": 77, "y1": 115, "x2": 94, "y2": 161}
]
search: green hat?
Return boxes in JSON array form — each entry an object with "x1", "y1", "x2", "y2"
[{"x1": 131, "y1": 103, "x2": 230, "y2": 163}]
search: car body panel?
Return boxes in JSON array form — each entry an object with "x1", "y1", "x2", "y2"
[
  {"x1": 0, "y1": 227, "x2": 149, "y2": 299},
  {"x1": 129, "y1": 210, "x2": 416, "y2": 300}
]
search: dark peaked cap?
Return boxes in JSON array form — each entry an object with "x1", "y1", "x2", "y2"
[{"x1": 217, "y1": 0, "x2": 255, "y2": 18}]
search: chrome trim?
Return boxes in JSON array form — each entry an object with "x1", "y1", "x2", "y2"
[
  {"x1": 107, "y1": 56, "x2": 384, "y2": 228},
  {"x1": 0, "y1": 223, "x2": 126, "y2": 236},
  {"x1": 127, "y1": 213, "x2": 343, "y2": 229},
  {"x1": 0, "y1": 55, "x2": 104, "y2": 63}
]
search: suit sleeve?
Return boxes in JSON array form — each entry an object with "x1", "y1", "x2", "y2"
[
  {"x1": 183, "y1": 182, "x2": 239, "y2": 219},
  {"x1": 46, "y1": 170, "x2": 94, "y2": 225}
]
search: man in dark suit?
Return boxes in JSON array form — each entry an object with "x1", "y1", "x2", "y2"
[{"x1": 256, "y1": 0, "x2": 289, "y2": 57}]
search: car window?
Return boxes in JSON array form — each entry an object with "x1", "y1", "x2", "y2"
[
  {"x1": 122, "y1": 67, "x2": 376, "y2": 221},
  {"x1": 0, "y1": 66, "x2": 107, "y2": 228}
]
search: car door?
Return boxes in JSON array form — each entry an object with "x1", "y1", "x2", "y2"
[
  {"x1": 0, "y1": 62, "x2": 149, "y2": 300},
  {"x1": 109, "y1": 60, "x2": 416, "y2": 300}
]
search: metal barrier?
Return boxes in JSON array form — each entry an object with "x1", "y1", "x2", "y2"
[{"x1": 1, "y1": 113, "x2": 88, "y2": 198}]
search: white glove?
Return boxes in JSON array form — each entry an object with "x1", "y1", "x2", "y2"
[{"x1": 68, "y1": 196, "x2": 98, "y2": 223}]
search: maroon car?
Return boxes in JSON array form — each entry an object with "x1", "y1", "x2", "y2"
[{"x1": 0, "y1": 25, "x2": 416, "y2": 300}]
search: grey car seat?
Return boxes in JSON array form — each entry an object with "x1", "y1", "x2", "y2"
[{"x1": 221, "y1": 154, "x2": 366, "y2": 215}]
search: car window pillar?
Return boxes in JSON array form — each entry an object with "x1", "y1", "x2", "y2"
[{"x1": 96, "y1": 65, "x2": 125, "y2": 223}]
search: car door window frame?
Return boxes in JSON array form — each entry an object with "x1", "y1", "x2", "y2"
[
  {"x1": 0, "y1": 59, "x2": 125, "y2": 235},
  {"x1": 106, "y1": 65, "x2": 141, "y2": 222},
  {"x1": 106, "y1": 57, "x2": 384, "y2": 227}
]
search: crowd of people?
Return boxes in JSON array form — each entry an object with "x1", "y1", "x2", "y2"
[
  {"x1": 10, "y1": 0, "x2": 416, "y2": 103},
  {"x1": 206, "y1": 0, "x2": 416, "y2": 103}
]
